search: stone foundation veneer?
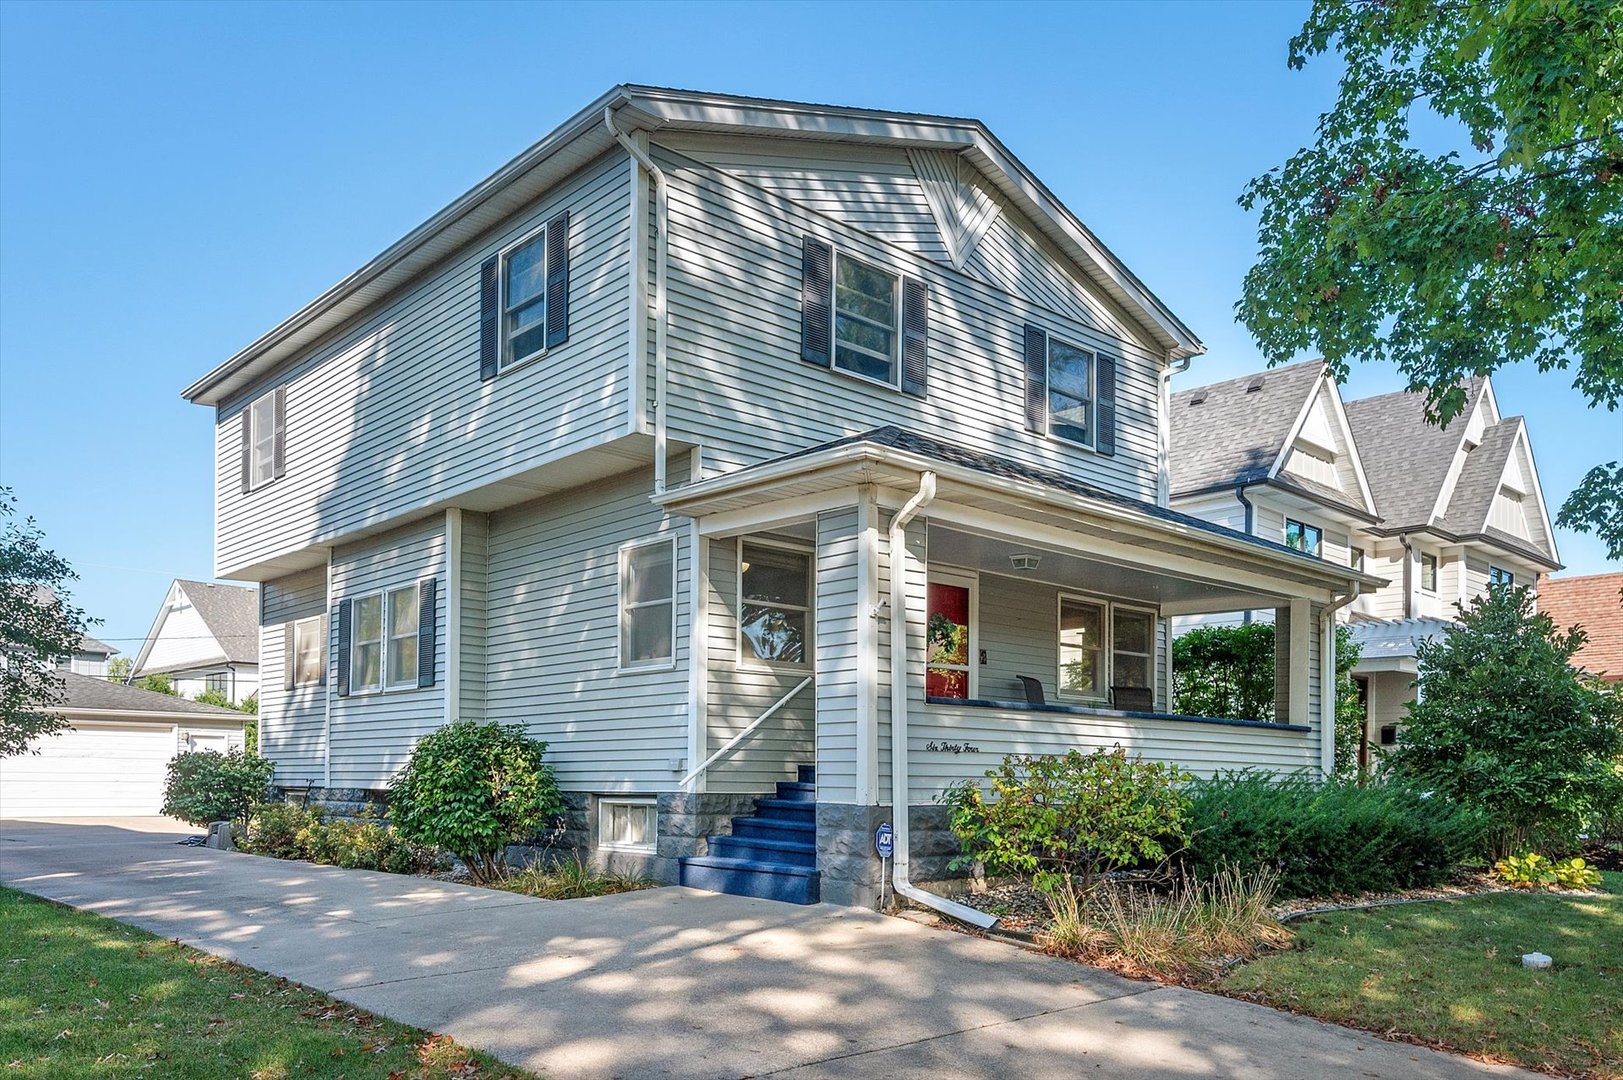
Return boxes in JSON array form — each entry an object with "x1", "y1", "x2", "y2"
[
  {"x1": 817, "y1": 802, "x2": 965, "y2": 909},
  {"x1": 272, "y1": 784, "x2": 385, "y2": 820}
]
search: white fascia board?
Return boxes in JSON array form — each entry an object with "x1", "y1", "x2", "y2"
[
  {"x1": 59, "y1": 708, "x2": 246, "y2": 726},
  {"x1": 129, "y1": 580, "x2": 184, "y2": 677}
]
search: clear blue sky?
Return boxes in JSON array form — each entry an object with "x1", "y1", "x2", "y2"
[{"x1": 2, "y1": 0, "x2": 1617, "y2": 652}]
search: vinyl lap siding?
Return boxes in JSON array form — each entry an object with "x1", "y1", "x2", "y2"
[
  {"x1": 213, "y1": 150, "x2": 633, "y2": 577},
  {"x1": 259, "y1": 566, "x2": 328, "y2": 782},
  {"x1": 813, "y1": 509, "x2": 861, "y2": 804},
  {"x1": 655, "y1": 147, "x2": 1163, "y2": 504},
  {"x1": 484, "y1": 468, "x2": 688, "y2": 793},
  {"x1": 459, "y1": 512, "x2": 489, "y2": 723},
  {"x1": 328, "y1": 518, "x2": 446, "y2": 788}
]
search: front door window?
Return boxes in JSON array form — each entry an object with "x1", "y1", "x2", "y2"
[{"x1": 926, "y1": 580, "x2": 973, "y2": 699}]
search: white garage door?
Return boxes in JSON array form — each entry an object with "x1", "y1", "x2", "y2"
[{"x1": 0, "y1": 724, "x2": 178, "y2": 817}]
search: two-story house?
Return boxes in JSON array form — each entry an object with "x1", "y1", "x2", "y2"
[
  {"x1": 182, "y1": 87, "x2": 1376, "y2": 914},
  {"x1": 131, "y1": 579, "x2": 260, "y2": 705},
  {"x1": 1170, "y1": 361, "x2": 1561, "y2": 767}
]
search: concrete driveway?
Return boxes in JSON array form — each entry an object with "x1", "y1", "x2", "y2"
[{"x1": 0, "y1": 818, "x2": 1532, "y2": 1080}]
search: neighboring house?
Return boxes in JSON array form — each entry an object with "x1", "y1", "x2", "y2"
[
  {"x1": 0, "y1": 673, "x2": 245, "y2": 818},
  {"x1": 181, "y1": 86, "x2": 1375, "y2": 909},
  {"x1": 130, "y1": 579, "x2": 260, "y2": 704},
  {"x1": 1539, "y1": 572, "x2": 1623, "y2": 683},
  {"x1": 32, "y1": 587, "x2": 120, "y2": 676},
  {"x1": 1170, "y1": 361, "x2": 1561, "y2": 766}
]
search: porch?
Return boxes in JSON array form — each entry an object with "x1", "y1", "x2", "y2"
[{"x1": 660, "y1": 428, "x2": 1381, "y2": 907}]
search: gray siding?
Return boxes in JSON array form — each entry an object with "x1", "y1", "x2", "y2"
[
  {"x1": 459, "y1": 512, "x2": 489, "y2": 722},
  {"x1": 813, "y1": 509, "x2": 861, "y2": 804},
  {"x1": 213, "y1": 150, "x2": 634, "y2": 577},
  {"x1": 258, "y1": 566, "x2": 327, "y2": 782},
  {"x1": 484, "y1": 467, "x2": 689, "y2": 793},
  {"x1": 328, "y1": 517, "x2": 447, "y2": 788},
  {"x1": 655, "y1": 145, "x2": 1164, "y2": 503}
]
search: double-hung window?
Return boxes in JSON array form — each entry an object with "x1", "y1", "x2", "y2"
[
  {"x1": 385, "y1": 585, "x2": 419, "y2": 690},
  {"x1": 351, "y1": 594, "x2": 385, "y2": 693},
  {"x1": 739, "y1": 543, "x2": 811, "y2": 667},
  {"x1": 833, "y1": 253, "x2": 900, "y2": 385},
  {"x1": 1489, "y1": 565, "x2": 1514, "y2": 589},
  {"x1": 291, "y1": 615, "x2": 325, "y2": 687},
  {"x1": 1058, "y1": 597, "x2": 1107, "y2": 698},
  {"x1": 349, "y1": 588, "x2": 419, "y2": 693},
  {"x1": 1285, "y1": 518, "x2": 1323, "y2": 558},
  {"x1": 1350, "y1": 547, "x2": 1366, "y2": 572},
  {"x1": 502, "y1": 228, "x2": 548, "y2": 369},
  {"x1": 1047, "y1": 339, "x2": 1095, "y2": 447},
  {"x1": 1420, "y1": 552, "x2": 1439, "y2": 592},
  {"x1": 1111, "y1": 608, "x2": 1155, "y2": 691},
  {"x1": 249, "y1": 392, "x2": 278, "y2": 489},
  {"x1": 621, "y1": 538, "x2": 675, "y2": 668}
]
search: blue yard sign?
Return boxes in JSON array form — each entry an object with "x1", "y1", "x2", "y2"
[{"x1": 875, "y1": 822, "x2": 894, "y2": 859}]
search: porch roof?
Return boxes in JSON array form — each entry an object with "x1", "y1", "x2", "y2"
[{"x1": 661, "y1": 427, "x2": 1387, "y2": 603}]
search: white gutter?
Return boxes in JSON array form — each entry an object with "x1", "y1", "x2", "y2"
[
  {"x1": 1318, "y1": 582, "x2": 1362, "y2": 777},
  {"x1": 888, "y1": 472, "x2": 998, "y2": 929},
  {"x1": 605, "y1": 106, "x2": 670, "y2": 496}
]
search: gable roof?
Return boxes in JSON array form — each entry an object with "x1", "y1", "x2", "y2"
[
  {"x1": 1343, "y1": 378, "x2": 1489, "y2": 530},
  {"x1": 131, "y1": 579, "x2": 260, "y2": 675},
  {"x1": 182, "y1": 85, "x2": 1202, "y2": 407},
  {"x1": 56, "y1": 671, "x2": 245, "y2": 718},
  {"x1": 1170, "y1": 360, "x2": 1328, "y2": 494},
  {"x1": 1538, "y1": 573, "x2": 1623, "y2": 683}
]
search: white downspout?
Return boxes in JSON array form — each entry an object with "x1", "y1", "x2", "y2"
[
  {"x1": 1157, "y1": 351, "x2": 1192, "y2": 508},
  {"x1": 889, "y1": 472, "x2": 998, "y2": 929},
  {"x1": 1319, "y1": 582, "x2": 1362, "y2": 777},
  {"x1": 605, "y1": 106, "x2": 669, "y2": 496}
]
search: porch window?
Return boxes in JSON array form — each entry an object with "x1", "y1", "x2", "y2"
[
  {"x1": 502, "y1": 228, "x2": 548, "y2": 369},
  {"x1": 926, "y1": 576, "x2": 975, "y2": 699},
  {"x1": 740, "y1": 543, "x2": 811, "y2": 666},
  {"x1": 1111, "y1": 608, "x2": 1155, "y2": 692},
  {"x1": 1058, "y1": 596, "x2": 1106, "y2": 699},
  {"x1": 1047, "y1": 339, "x2": 1094, "y2": 447},
  {"x1": 621, "y1": 537, "x2": 676, "y2": 668},
  {"x1": 599, "y1": 798, "x2": 656, "y2": 853},
  {"x1": 833, "y1": 253, "x2": 899, "y2": 385},
  {"x1": 1285, "y1": 518, "x2": 1323, "y2": 558}
]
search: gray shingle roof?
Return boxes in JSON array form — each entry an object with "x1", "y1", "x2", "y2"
[
  {"x1": 1169, "y1": 360, "x2": 1326, "y2": 495},
  {"x1": 1343, "y1": 378, "x2": 1487, "y2": 531},
  {"x1": 1437, "y1": 418, "x2": 1519, "y2": 535},
  {"x1": 56, "y1": 671, "x2": 245, "y2": 717},
  {"x1": 175, "y1": 580, "x2": 260, "y2": 666}
]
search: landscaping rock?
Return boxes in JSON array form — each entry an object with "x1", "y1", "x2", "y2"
[{"x1": 1522, "y1": 951, "x2": 1552, "y2": 969}]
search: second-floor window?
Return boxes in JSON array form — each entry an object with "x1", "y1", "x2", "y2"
[
  {"x1": 246, "y1": 390, "x2": 284, "y2": 491},
  {"x1": 1489, "y1": 565, "x2": 1515, "y2": 589},
  {"x1": 833, "y1": 252, "x2": 900, "y2": 385},
  {"x1": 1420, "y1": 552, "x2": 1439, "y2": 592},
  {"x1": 1285, "y1": 519, "x2": 1323, "y2": 558},
  {"x1": 503, "y1": 229, "x2": 549, "y2": 369},
  {"x1": 1047, "y1": 339, "x2": 1095, "y2": 447},
  {"x1": 1350, "y1": 547, "x2": 1366, "y2": 572}
]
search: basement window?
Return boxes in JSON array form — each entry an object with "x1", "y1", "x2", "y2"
[{"x1": 599, "y1": 799, "x2": 657, "y2": 853}]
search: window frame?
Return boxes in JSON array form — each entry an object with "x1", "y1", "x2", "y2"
[
  {"x1": 291, "y1": 614, "x2": 326, "y2": 688},
  {"x1": 1056, "y1": 593, "x2": 1110, "y2": 703},
  {"x1": 1419, "y1": 551, "x2": 1440, "y2": 593},
  {"x1": 1109, "y1": 603, "x2": 1158, "y2": 699},
  {"x1": 248, "y1": 392, "x2": 278, "y2": 491},
  {"x1": 925, "y1": 567, "x2": 979, "y2": 700},
  {"x1": 737, "y1": 539, "x2": 814, "y2": 672},
  {"x1": 1054, "y1": 592, "x2": 1160, "y2": 707},
  {"x1": 1046, "y1": 336, "x2": 1097, "y2": 449},
  {"x1": 598, "y1": 797, "x2": 658, "y2": 854},
  {"x1": 1284, "y1": 518, "x2": 1324, "y2": 559},
  {"x1": 1489, "y1": 565, "x2": 1515, "y2": 589},
  {"x1": 385, "y1": 584, "x2": 421, "y2": 691},
  {"x1": 498, "y1": 222, "x2": 550, "y2": 373},
  {"x1": 1350, "y1": 547, "x2": 1366, "y2": 572},
  {"x1": 348, "y1": 587, "x2": 422, "y2": 696},
  {"x1": 618, "y1": 536, "x2": 678, "y2": 673},
  {"x1": 829, "y1": 249, "x2": 902, "y2": 390}
]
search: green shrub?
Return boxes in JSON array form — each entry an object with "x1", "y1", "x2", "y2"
[
  {"x1": 160, "y1": 749, "x2": 275, "y2": 828},
  {"x1": 1183, "y1": 770, "x2": 1484, "y2": 898},
  {"x1": 941, "y1": 746, "x2": 1192, "y2": 901},
  {"x1": 388, "y1": 721, "x2": 565, "y2": 884},
  {"x1": 1492, "y1": 852, "x2": 1602, "y2": 890},
  {"x1": 242, "y1": 802, "x2": 442, "y2": 875},
  {"x1": 245, "y1": 801, "x2": 312, "y2": 860}
]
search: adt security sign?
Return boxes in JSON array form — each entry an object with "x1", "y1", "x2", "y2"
[{"x1": 875, "y1": 823, "x2": 894, "y2": 859}]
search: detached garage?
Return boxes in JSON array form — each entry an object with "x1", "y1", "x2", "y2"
[{"x1": 0, "y1": 673, "x2": 245, "y2": 818}]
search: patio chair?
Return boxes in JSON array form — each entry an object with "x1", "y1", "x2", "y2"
[
  {"x1": 1111, "y1": 685, "x2": 1154, "y2": 712},
  {"x1": 1015, "y1": 675, "x2": 1046, "y2": 705}
]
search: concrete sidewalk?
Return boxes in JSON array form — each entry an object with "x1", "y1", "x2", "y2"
[{"x1": 0, "y1": 818, "x2": 1533, "y2": 1080}]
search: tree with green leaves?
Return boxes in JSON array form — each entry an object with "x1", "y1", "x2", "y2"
[
  {"x1": 1384, "y1": 585, "x2": 1623, "y2": 855},
  {"x1": 0, "y1": 488, "x2": 91, "y2": 758},
  {"x1": 1240, "y1": 0, "x2": 1623, "y2": 557}
]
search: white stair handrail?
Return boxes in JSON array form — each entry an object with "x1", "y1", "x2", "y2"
[{"x1": 681, "y1": 675, "x2": 812, "y2": 789}]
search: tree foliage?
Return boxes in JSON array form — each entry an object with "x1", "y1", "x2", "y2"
[
  {"x1": 1240, "y1": 0, "x2": 1623, "y2": 555},
  {"x1": 1384, "y1": 585, "x2": 1623, "y2": 854},
  {"x1": 1172, "y1": 622, "x2": 1277, "y2": 723},
  {"x1": 0, "y1": 488, "x2": 90, "y2": 757}
]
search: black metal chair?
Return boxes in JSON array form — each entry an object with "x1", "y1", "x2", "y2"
[
  {"x1": 1111, "y1": 685, "x2": 1154, "y2": 712},
  {"x1": 1016, "y1": 675, "x2": 1046, "y2": 705}
]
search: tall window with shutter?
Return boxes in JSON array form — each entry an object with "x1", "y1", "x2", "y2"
[
  {"x1": 1023, "y1": 324, "x2": 1118, "y2": 455},
  {"x1": 480, "y1": 210, "x2": 571, "y2": 380},
  {"x1": 242, "y1": 387, "x2": 286, "y2": 492},
  {"x1": 800, "y1": 237, "x2": 927, "y2": 398}
]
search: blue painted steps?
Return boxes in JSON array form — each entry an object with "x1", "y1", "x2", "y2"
[{"x1": 679, "y1": 765, "x2": 820, "y2": 904}]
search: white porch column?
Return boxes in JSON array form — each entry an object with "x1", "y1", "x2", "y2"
[
  {"x1": 855, "y1": 485, "x2": 880, "y2": 805},
  {"x1": 1289, "y1": 597, "x2": 1311, "y2": 728},
  {"x1": 1319, "y1": 607, "x2": 1336, "y2": 776},
  {"x1": 686, "y1": 520, "x2": 709, "y2": 793}
]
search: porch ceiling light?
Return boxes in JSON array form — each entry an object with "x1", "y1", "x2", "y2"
[{"x1": 1009, "y1": 552, "x2": 1042, "y2": 571}]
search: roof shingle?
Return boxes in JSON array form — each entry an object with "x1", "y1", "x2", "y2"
[
  {"x1": 1539, "y1": 573, "x2": 1623, "y2": 682},
  {"x1": 1169, "y1": 360, "x2": 1326, "y2": 495}
]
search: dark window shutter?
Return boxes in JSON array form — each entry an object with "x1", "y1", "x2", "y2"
[
  {"x1": 1023, "y1": 325, "x2": 1048, "y2": 433},
  {"x1": 239, "y1": 409, "x2": 252, "y2": 494},
  {"x1": 417, "y1": 578, "x2": 437, "y2": 689},
  {"x1": 271, "y1": 386, "x2": 287, "y2": 479},
  {"x1": 900, "y1": 277, "x2": 928, "y2": 398},
  {"x1": 335, "y1": 600, "x2": 352, "y2": 698},
  {"x1": 800, "y1": 237, "x2": 833, "y2": 366},
  {"x1": 1095, "y1": 354, "x2": 1118, "y2": 456},
  {"x1": 283, "y1": 622, "x2": 295, "y2": 691},
  {"x1": 478, "y1": 255, "x2": 499, "y2": 381},
  {"x1": 545, "y1": 211, "x2": 570, "y2": 350}
]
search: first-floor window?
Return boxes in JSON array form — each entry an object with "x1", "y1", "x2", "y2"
[
  {"x1": 1420, "y1": 552, "x2": 1439, "y2": 592},
  {"x1": 621, "y1": 538, "x2": 675, "y2": 668},
  {"x1": 1059, "y1": 596, "x2": 1107, "y2": 699},
  {"x1": 352, "y1": 593, "x2": 385, "y2": 693},
  {"x1": 292, "y1": 615, "x2": 325, "y2": 687},
  {"x1": 1111, "y1": 608, "x2": 1155, "y2": 691},
  {"x1": 740, "y1": 542, "x2": 811, "y2": 666},
  {"x1": 599, "y1": 799, "x2": 657, "y2": 852},
  {"x1": 1285, "y1": 518, "x2": 1323, "y2": 558},
  {"x1": 926, "y1": 576, "x2": 975, "y2": 699},
  {"x1": 386, "y1": 585, "x2": 420, "y2": 690},
  {"x1": 350, "y1": 587, "x2": 420, "y2": 693},
  {"x1": 1489, "y1": 565, "x2": 1514, "y2": 589}
]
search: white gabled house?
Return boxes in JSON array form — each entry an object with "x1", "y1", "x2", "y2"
[
  {"x1": 131, "y1": 579, "x2": 260, "y2": 705},
  {"x1": 182, "y1": 87, "x2": 1378, "y2": 911}
]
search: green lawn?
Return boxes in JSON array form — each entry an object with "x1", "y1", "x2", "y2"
[
  {"x1": 1222, "y1": 872, "x2": 1623, "y2": 1078},
  {"x1": 0, "y1": 887, "x2": 537, "y2": 1079}
]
